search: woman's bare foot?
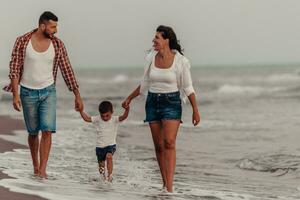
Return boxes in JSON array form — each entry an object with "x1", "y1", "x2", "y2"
[
  {"x1": 39, "y1": 172, "x2": 48, "y2": 179},
  {"x1": 34, "y1": 169, "x2": 39, "y2": 176}
]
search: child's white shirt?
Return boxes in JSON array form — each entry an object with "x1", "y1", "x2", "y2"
[{"x1": 91, "y1": 115, "x2": 119, "y2": 148}]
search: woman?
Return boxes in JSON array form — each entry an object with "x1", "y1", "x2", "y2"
[{"x1": 122, "y1": 25, "x2": 200, "y2": 192}]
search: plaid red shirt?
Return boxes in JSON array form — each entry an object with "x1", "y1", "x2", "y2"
[{"x1": 3, "y1": 29, "x2": 79, "y2": 92}]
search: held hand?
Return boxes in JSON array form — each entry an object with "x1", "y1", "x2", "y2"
[
  {"x1": 13, "y1": 94, "x2": 21, "y2": 112},
  {"x1": 124, "y1": 105, "x2": 130, "y2": 112},
  {"x1": 122, "y1": 98, "x2": 131, "y2": 109},
  {"x1": 75, "y1": 96, "x2": 84, "y2": 112},
  {"x1": 192, "y1": 110, "x2": 200, "y2": 126}
]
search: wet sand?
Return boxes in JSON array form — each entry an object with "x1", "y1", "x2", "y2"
[{"x1": 0, "y1": 115, "x2": 48, "y2": 200}]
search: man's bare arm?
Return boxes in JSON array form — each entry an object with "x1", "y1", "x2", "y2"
[{"x1": 11, "y1": 78, "x2": 21, "y2": 111}]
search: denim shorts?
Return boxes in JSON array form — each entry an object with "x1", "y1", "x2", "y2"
[
  {"x1": 144, "y1": 91, "x2": 182, "y2": 123},
  {"x1": 20, "y1": 84, "x2": 56, "y2": 135},
  {"x1": 95, "y1": 144, "x2": 117, "y2": 162}
]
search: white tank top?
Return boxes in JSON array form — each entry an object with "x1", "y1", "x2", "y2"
[
  {"x1": 91, "y1": 115, "x2": 119, "y2": 147},
  {"x1": 149, "y1": 55, "x2": 178, "y2": 93},
  {"x1": 20, "y1": 39, "x2": 55, "y2": 89}
]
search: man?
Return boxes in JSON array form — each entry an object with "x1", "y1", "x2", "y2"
[{"x1": 3, "y1": 11, "x2": 83, "y2": 178}]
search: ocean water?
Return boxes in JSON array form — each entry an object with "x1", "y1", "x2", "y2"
[{"x1": 1, "y1": 66, "x2": 300, "y2": 200}]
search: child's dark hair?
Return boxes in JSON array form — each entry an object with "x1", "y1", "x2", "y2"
[{"x1": 99, "y1": 101, "x2": 113, "y2": 114}]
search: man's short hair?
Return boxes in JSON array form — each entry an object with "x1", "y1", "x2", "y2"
[
  {"x1": 99, "y1": 101, "x2": 113, "y2": 114},
  {"x1": 39, "y1": 11, "x2": 58, "y2": 25}
]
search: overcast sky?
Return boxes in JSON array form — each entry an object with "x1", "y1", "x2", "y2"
[{"x1": 0, "y1": 0, "x2": 300, "y2": 69}]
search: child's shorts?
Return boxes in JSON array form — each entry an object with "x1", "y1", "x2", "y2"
[{"x1": 95, "y1": 144, "x2": 116, "y2": 162}]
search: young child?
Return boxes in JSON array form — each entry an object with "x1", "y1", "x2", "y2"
[{"x1": 79, "y1": 101, "x2": 129, "y2": 181}]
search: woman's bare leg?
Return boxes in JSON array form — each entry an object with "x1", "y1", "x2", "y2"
[
  {"x1": 162, "y1": 120, "x2": 180, "y2": 192},
  {"x1": 149, "y1": 122, "x2": 167, "y2": 188}
]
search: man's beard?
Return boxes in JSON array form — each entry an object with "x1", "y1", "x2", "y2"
[{"x1": 43, "y1": 30, "x2": 53, "y2": 39}]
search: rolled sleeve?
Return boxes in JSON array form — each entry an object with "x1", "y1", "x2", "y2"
[
  {"x1": 181, "y1": 59, "x2": 195, "y2": 97},
  {"x1": 58, "y1": 41, "x2": 79, "y2": 91},
  {"x1": 139, "y1": 71, "x2": 150, "y2": 95},
  {"x1": 183, "y1": 85, "x2": 195, "y2": 97},
  {"x1": 139, "y1": 59, "x2": 153, "y2": 95},
  {"x1": 8, "y1": 37, "x2": 23, "y2": 79}
]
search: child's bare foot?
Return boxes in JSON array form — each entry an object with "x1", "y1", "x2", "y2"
[
  {"x1": 99, "y1": 166, "x2": 105, "y2": 175},
  {"x1": 102, "y1": 175, "x2": 106, "y2": 181},
  {"x1": 161, "y1": 186, "x2": 167, "y2": 192},
  {"x1": 107, "y1": 174, "x2": 113, "y2": 182},
  {"x1": 98, "y1": 165, "x2": 106, "y2": 180}
]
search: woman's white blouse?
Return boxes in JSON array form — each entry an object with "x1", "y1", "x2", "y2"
[{"x1": 140, "y1": 50, "x2": 195, "y2": 102}]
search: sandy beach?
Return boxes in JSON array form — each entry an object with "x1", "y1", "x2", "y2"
[
  {"x1": 0, "y1": 115, "x2": 47, "y2": 200},
  {"x1": 0, "y1": 66, "x2": 299, "y2": 200}
]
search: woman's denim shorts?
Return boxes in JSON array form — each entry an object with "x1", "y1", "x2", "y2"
[
  {"x1": 144, "y1": 91, "x2": 182, "y2": 123},
  {"x1": 20, "y1": 84, "x2": 56, "y2": 135}
]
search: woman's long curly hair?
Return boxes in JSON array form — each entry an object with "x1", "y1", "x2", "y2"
[{"x1": 156, "y1": 25, "x2": 183, "y2": 55}]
